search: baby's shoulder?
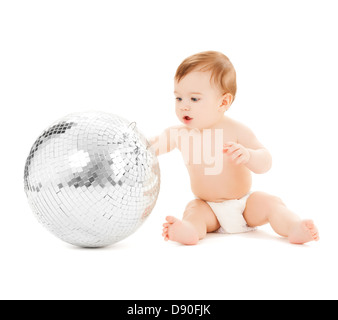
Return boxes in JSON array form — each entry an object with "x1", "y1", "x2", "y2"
[
  {"x1": 223, "y1": 117, "x2": 248, "y2": 131},
  {"x1": 223, "y1": 117, "x2": 255, "y2": 139}
]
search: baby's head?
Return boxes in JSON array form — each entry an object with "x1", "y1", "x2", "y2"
[{"x1": 174, "y1": 51, "x2": 237, "y2": 129}]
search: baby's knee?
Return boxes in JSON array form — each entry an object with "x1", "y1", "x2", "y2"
[
  {"x1": 183, "y1": 199, "x2": 205, "y2": 217},
  {"x1": 268, "y1": 195, "x2": 285, "y2": 207},
  {"x1": 262, "y1": 193, "x2": 285, "y2": 209}
]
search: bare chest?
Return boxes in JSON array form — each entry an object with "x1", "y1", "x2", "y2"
[
  {"x1": 175, "y1": 128, "x2": 236, "y2": 168},
  {"x1": 175, "y1": 128, "x2": 251, "y2": 200}
]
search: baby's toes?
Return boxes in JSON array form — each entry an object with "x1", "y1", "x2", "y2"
[
  {"x1": 163, "y1": 232, "x2": 169, "y2": 241},
  {"x1": 305, "y1": 220, "x2": 314, "y2": 229},
  {"x1": 166, "y1": 216, "x2": 178, "y2": 224},
  {"x1": 305, "y1": 220, "x2": 319, "y2": 241},
  {"x1": 311, "y1": 228, "x2": 320, "y2": 241},
  {"x1": 162, "y1": 227, "x2": 169, "y2": 239}
]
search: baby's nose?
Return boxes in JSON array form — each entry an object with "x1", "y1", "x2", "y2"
[{"x1": 180, "y1": 104, "x2": 191, "y2": 111}]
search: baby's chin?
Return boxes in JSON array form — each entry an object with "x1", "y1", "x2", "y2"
[
  {"x1": 179, "y1": 118, "x2": 195, "y2": 127},
  {"x1": 181, "y1": 121, "x2": 198, "y2": 129}
]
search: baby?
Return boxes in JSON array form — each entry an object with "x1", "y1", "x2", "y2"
[{"x1": 150, "y1": 51, "x2": 319, "y2": 245}]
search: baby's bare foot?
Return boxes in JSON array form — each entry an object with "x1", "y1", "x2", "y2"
[
  {"x1": 288, "y1": 220, "x2": 319, "y2": 244},
  {"x1": 162, "y1": 216, "x2": 199, "y2": 245}
]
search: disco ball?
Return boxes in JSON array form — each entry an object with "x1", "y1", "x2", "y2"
[{"x1": 24, "y1": 112, "x2": 160, "y2": 248}]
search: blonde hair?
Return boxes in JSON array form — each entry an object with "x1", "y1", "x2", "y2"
[{"x1": 175, "y1": 51, "x2": 237, "y2": 102}]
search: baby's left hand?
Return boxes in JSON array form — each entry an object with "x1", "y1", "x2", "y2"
[{"x1": 223, "y1": 142, "x2": 250, "y2": 165}]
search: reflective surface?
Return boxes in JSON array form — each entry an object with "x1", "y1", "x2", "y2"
[{"x1": 24, "y1": 112, "x2": 160, "y2": 247}]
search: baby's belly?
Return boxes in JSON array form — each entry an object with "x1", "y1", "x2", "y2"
[{"x1": 187, "y1": 164, "x2": 252, "y2": 202}]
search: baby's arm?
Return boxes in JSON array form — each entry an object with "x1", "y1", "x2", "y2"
[
  {"x1": 148, "y1": 126, "x2": 180, "y2": 156},
  {"x1": 224, "y1": 123, "x2": 272, "y2": 174}
]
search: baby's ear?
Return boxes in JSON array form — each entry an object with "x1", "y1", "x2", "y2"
[{"x1": 220, "y1": 93, "x2": 233, "y2": 111}]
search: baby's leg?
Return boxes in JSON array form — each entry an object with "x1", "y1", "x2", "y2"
[
  {"x1": 162, "y1": 199, "x2": 220, "y2": 245},
  {"x1": 243, "y1": 192, "x2": 319, "y2": 244}
]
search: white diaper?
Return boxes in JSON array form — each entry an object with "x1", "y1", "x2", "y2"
[{"x1": 207, "y1": 193, "x2": 256, "y2": 234}]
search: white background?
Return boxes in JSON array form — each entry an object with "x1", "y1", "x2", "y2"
[{"x1": 1, "y1": 0, "x2": 338, "y2": 300}]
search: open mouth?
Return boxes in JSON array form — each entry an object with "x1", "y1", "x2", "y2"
[{"x1": 183, "y1": 116, "x2": 193, "y2": 121}]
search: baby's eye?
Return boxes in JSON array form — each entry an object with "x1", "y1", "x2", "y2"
[
  {"x1": 176, "y1": 97, "x2": 182, "y2": 102},
  {"x1": 191, "y1": 97, "x2": 200, "y2": 102}
]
